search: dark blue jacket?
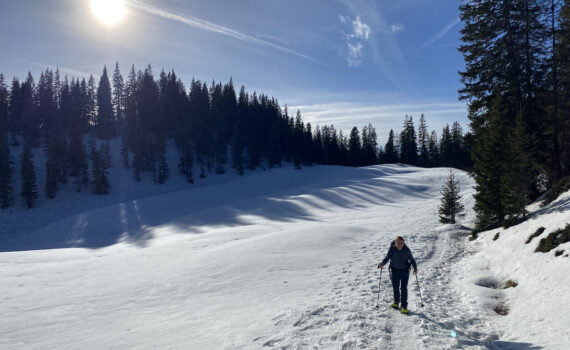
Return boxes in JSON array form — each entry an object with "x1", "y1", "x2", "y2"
[{"x1": 381, "y1": 243, "x2": 417, "y2": 271}]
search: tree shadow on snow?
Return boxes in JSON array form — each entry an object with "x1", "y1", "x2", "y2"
[{"x1": 1, "y1": 165, "x2": 439, "y2": 252}]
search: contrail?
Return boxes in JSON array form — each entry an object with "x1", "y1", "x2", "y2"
[
  {"x1": 126, "y1": 0, "x2": 320, "y2": 64},
  {"x1": 421, "y1": 17, "x2": 460, "y2": 49}
]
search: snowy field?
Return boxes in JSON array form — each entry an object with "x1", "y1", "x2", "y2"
[{"x1": 1, "y1": 163, "x2": 569, "y2": 349}]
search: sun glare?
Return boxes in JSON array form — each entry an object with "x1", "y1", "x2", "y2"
[{"x1": 90, "y1": 0, "x2": 126, "y2": 25}]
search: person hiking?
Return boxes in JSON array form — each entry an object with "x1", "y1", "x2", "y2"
[{"x1": 377, "y1": 236, "x2": 418, "y2": 314}]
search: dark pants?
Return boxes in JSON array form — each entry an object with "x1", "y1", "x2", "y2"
[{"x1": 391, "y1": 268, "x2": 410, "y2": 308}]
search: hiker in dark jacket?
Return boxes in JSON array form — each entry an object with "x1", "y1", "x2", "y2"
[{"x1": 377, "y1": 236, "x2": 418, "y2": 314}]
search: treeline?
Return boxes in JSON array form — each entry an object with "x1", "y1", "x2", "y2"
[
  {"x1": 378, "y1": 114, "x2": 472, "y2": 169},
  {"x1": 459, "y1": 0, "x2": 570, "y2": 231},
  {"x1": 0, "y1": 64, "x2": 469, "y2": 209}
]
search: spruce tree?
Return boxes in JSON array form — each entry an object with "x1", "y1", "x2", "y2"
[
  {"x1": 20, "y1": 73, "x2": 40, "y2": 147},
  {"x1": 557, "y1": 0, "x2": 570, "y2": 177},
  {"x1": 459, "y1": 0, "x2": 548, "y2": 229},
  {"x1": 348, "y1": 126, "x2": 362, "y2": 166},
  {"x1": 384, "y1": 129, "x2": 398, "y2": 163},
  {"x1": 399, "y1": 115, "x2": 418, "y2": 165},
  {"x1": 112, "y1": 62, "x2": 125, "y2": 131},
  {"x1": 361, "y1": 123, "x2": 378, "y2": 165},
  {"x1": 501, "y1": 113, "x2": 534, "y2": 225},
  {"x1": 439, "y1": 125, "x2": 452, "y2": 167},
  {"x1": 439, "y1": 171, "x2": 464, "y2": 224},
  {"x1": 472, "y1": 97, "x2": 507, "y2": 230},
  {"x1": 428, "y1": 130, "x2": 440, "y2": 167},
  {"x1": 417, "y1": 114, "x2": 429, "y2": 167},
  {"x1": 0, "y1": 74, "x2": 12, "y2": 208},
  {"x1": 96, "y1": 66, "x2": 115, "y2": 139}
]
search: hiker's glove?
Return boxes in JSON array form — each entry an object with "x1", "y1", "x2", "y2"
[
  {"x1": 378, "y1": 263, "x2": 384, "y2": 269},
  {"x1": 413, "y1": 269, "x2": 418, "y2": 275}
]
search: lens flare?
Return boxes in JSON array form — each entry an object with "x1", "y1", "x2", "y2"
[{"x1": 90, "y1": 0, "x2": 126, "y2": 25}]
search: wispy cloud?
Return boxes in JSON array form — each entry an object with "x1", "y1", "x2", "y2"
[
  {"x1": 390, "y1": 24, "x2": 404, "y2": 34},
  {"x1": 346, "y1": 43, "x2": 364, "y2": 67},
  {"x1": 126, "y1": 0, "x2": 319, "y2": 64},
  {"x1": 421, "y1": 17, "x2": 460, "y2": 49},
  {"x1": 290, "y1": 101, "x2": 468, "y2": 141},
  {"x1": 341, "y1": 15, "x2": 371, "y2": 67},
  {"x1": 14, "y1": 58, "x2": 95, "y2": 79},
  {"x1": 337, "y1": 0, "x2": 412, "y2": 91}
]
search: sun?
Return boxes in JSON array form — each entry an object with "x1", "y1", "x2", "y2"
[{"x1": 90, "y1": 0, "x2": 126, "y2": 25}]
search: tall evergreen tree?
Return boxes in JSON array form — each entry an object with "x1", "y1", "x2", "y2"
[
  {"x1": 428, "y1": 130, "x2": 440, "y2": 167},
  {"x1": 20, "y1": 73, "x2": 40, "y2": 147},
  {"x1": 0, "y1": 74, "x2": 12, "y2": 208},
  {"x1": 348, "y1": 126, "x2": 362, "y2": 166},
  {"x1": 418, "y1": 114, "x2": 430, "y2": 167},
  {"x1": 459, "y1": 0, "x2": 548, "y2": 229},
  {"x1": 399, "y1": 115, "x2": 418, "y2": 165},
  {"x1": 112, "y1": 62, "x2": 125, "y2": 131},
  {"x1": 384, "y1": 129, "x2": 398, "y2": 163},
  {"x1": 557, "y1": 0, "x2": 570, "y2": 177},
  {"x1": 96, "y1": 66, "x2": 115, "y2": 139},
  {"x1": 501, "y1": 113, "x2": 534, "y2": 225},
  {"x1": 361, "y1": 123, "x2": 378, "y2": 165}
]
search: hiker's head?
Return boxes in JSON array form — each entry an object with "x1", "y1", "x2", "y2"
[{"x1": 395, "y1": 236, "x2": 405, "y2": 250}]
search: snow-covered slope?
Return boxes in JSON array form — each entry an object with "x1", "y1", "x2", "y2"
[
  {"x1": 455, "y1": 190, "x2": 570, "y2": 349},
  {"x1": 1, "y1": 163, "x2": 568, "y2": 349}
]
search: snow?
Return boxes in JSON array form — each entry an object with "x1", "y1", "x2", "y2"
[
  {"x1": 455, "y1": 190, "x2": 570, "y2": 349},
  {"x1": 1, "y1": 151, "x2": 569, "y2": 349}
]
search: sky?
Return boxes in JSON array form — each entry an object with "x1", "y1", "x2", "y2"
[{"x1": 0, "y1": 0, "x2": 468, "y2": 142}]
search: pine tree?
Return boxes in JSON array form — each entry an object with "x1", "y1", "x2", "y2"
[
  {"x1": 459, "y1": 0, "x2": 548, "y2": 229},
  {"x1": 440, "y1": 125, "x2": 452, "y2": 167},
  {"x1": 428, "y1": 130, "x2": 440, "y2": 167},
  {"x1": 384, "y1": 129, "x2": 398, "y2": 163},
  {"x1": 348, "y1": 126, "x2": 362, "y2": 166},
  {"x1": 361, "y1": 123, "x2": 378, "y2": 165},
  {"x1": 86, "y1": 75, "x2": 97, "y2": 130},
  {"x1": 557, "y1": 0, "x2": 570, "y2": 177},
  {"x1": 450, "y1": 121, "x2": 464, "y2": 168},
  {"x1": 472, "y1": 97, "x2": 507, "y2": 230},
  {"x1": 20, "y1": 73, "x2": 40, "y2": 147},
  {"x1": 96, "y1": 66, "x2": 115, "y2": 139},
  {"x1": 0, "y1": 74, "x2": 12, "y2": 208},
  {"x1": 501, "y1": 112, "x2": 534, "y2": 225},
  {"x1": 293, "y1": 110, "x2": 304, "y2": 169},
  {"x1": 20, "y1": 143, "x2": 38, "y2": 208},
  {"x1": 439, "y1": 171, "x2": 464, "y2": 224},
  {"x1": 418, "y1": 113, "x2": 429, "y2": 167},
  {"x1": 112, "y1": 62, "x2": 125, "y2": 131},
  {"x1": 399, "y1": 115, "x2": 418, "y2": 165}
]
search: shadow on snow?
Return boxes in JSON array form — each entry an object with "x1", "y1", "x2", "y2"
[{"x1": 1, "y1": 165, "x2": 437, "y2": 252}]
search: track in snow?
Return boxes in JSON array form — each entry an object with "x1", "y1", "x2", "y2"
[{"x1": 256, "y1": 199, "x2": 499, "y2": 349}]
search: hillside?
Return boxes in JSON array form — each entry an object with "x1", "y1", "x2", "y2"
[{"x1": 1, "y1": 163, "x2": 568, "y2": 349}]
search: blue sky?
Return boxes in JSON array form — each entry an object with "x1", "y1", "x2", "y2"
[{"x1": 0, "y1": 0, "x2": 467, "y2": 142}]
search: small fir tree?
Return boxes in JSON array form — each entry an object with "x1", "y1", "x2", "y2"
[{"x1": 439, "y1": 171, "x2": 464, "y2": 224}]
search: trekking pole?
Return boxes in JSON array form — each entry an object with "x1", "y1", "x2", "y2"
[
  {"x1": 415, "y1": 274, "x2": 425, "y2": 307},
  {"x1": 375, "y1": 267, "x2": 383, "y2": 308}
]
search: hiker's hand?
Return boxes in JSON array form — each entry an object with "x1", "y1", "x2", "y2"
[
  {"x1": 378, "y1": 263, "x2": 384, "y2": 269},
  {"x1": 413, "y1": 269, "x2": 418, "y2": 275}
]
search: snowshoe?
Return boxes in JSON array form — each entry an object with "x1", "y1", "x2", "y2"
[
  {"x1": 400, "y1": 308, "x2": 410, "y2": 315},
  {"x1": 390, "y1": 303, "x2": 400, "y2": 309}
]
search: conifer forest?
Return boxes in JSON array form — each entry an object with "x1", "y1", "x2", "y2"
[{"x1": 0, "y1": 64, "x2": 470, "y2": 209}]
